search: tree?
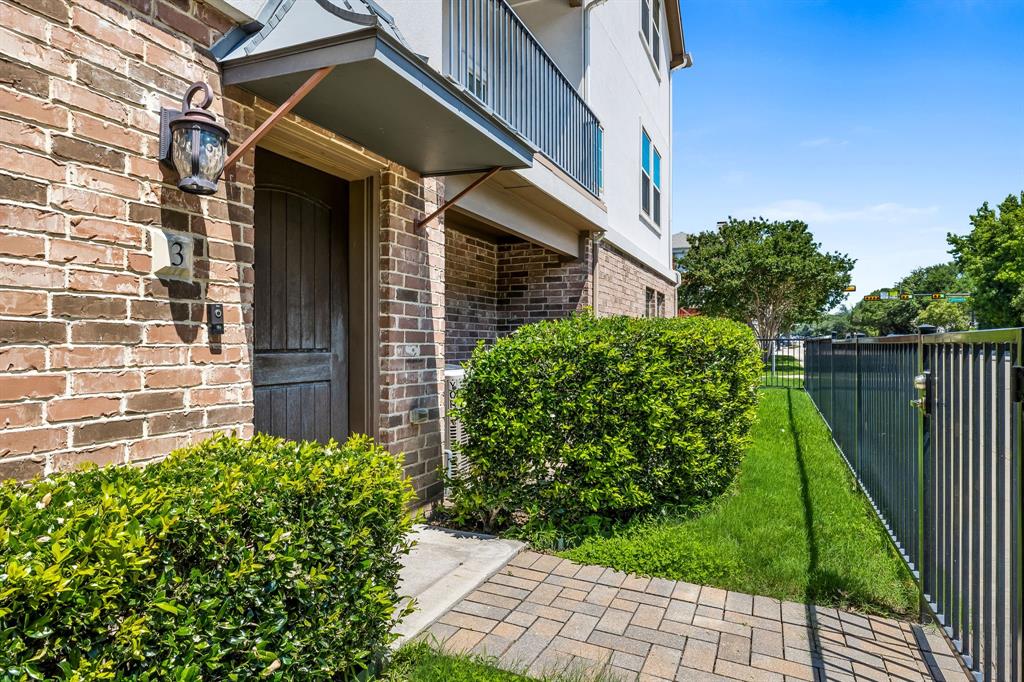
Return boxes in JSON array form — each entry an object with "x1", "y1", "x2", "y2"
[
  {"x1": 948, "y1": 192, "x2": 1024, "y2": 328},
  {"x1": 848, "y1": 262, "x2": 971, "y2": 335},
  {"x1": 792, "y1": 306, "x2": 853, "y2": 337},
  {"x1": 849, "y1": 295, "x2": 916, "y2": 336},
  {"x1": 916, "y1": 300, "x2": 971, "y2": 331},
  {"x1": 678, "y1": 218, "x2": 855, "y2": 339}
]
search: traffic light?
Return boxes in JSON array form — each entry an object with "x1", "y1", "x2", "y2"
[
  {"x1": 864, "y1": 295, "x2": 881, "y2": 301},
  {"x1": 900, "y1": 293, "x2": 912, "y2": 300},
  {"x1": 932, "y1": 293, "x2": 945, "y2": 300},
  {"x1": 843, "y1": 285, "x2": 856, "y2": 292}
]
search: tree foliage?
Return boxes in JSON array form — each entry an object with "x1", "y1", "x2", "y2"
[
  {"x1": 916, "y1": 300, "x2": 971, "y2": 331},
  {"x1": 792, "y1": 306, "x2": 854, "y2": 337},
  {"x1": 947, "y1": 192, "x2": 1024, "y2": 328},
  {"x1": 848, "y1": 262, "x2": 970, "y2": 335},
  {"x1": 678, "y1": 218, "x2": 854, "y2": 339}
]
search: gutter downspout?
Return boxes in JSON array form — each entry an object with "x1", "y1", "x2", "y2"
[
  {"x1": 591, "y1": 230, "x2": 606, "y2": 314},
  {"x1": 583, "y1": 0, "x2": 608, "y2": 316},
  {"x1": 581, "y1": 0, "x2": 609, "y2": 102}
]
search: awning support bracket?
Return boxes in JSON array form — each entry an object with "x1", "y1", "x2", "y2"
[
  {"x1": 222, "y1": 65, "x2": 335, "y2": 173},
  {"x1": 416, "y1": 166, "x2": 501, "y2": 228}
]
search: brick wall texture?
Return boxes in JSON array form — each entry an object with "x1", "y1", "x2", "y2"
[
  {"x1": 378, "y1": 165, "x2": 446, "y2": 500},
  {"x1": 445, "y1": 227, "x2": 497, "y2": 364},
  {"x1": 0, "y1": 0, "x2": 260, "y2": 480},
  {"x1": 445, "y1": 225, "x2": 675, "y2": 364},
  {"x1": 595, "y1": 240, "x2": 676, "y2": 318}
]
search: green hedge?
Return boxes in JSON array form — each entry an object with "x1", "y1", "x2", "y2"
[
  {"x1": 447, "y1": 314, "x2": 761, "y2": 542},
  {"x1": 0, "y1": 434, "x2": 414, "y2": 680}
]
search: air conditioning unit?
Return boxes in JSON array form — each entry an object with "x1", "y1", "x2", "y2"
[{"x1": 443, "y1": 366, "x2": 469, "y2": 500}]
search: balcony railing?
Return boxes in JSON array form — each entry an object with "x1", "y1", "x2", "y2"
[{"x1": 443, "y1": 0, "x2": 602, "y2": 196}]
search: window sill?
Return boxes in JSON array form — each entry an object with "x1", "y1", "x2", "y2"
[
  {"x1": 638, "y1": 30, "x2": 663, "y2": 83},
  {"x1": 639, "y1": 211, "x2": 661, "y2": 236}
]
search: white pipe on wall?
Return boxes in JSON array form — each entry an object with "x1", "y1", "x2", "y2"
[{"x1": 581, "y1": 0, "x2": 609, "y2": 103}]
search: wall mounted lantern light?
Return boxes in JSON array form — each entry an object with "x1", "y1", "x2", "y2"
[
  {"x1": 157, "y1": 68, "x2": 335, "y2": 196},
  {"x1": 159, "y1": 82, "x2": 229, "y2": 196}
]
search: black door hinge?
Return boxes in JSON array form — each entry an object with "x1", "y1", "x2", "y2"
[{"x1": 1014, "y1": 365, "x2": 1024, "y2": 403}]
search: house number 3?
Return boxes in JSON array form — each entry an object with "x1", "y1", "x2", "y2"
[
  {"x1": 170, "y1": 239, "x2": 186, "y2": 267},
  {"x1": 152, "y1": 228, "x2": 194, "y2": 282}
]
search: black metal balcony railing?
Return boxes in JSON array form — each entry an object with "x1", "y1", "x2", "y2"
[{"x1": 443, "y1": 0, "x2": 603, "y2": 196}]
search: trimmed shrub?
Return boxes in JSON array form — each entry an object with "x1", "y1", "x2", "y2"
[
  {"x1": 0, "y1": 434, "x2": 414, "y2": 680},
  {"x1": 447, "y1": 314, "x2": 761, "y2": 541}
]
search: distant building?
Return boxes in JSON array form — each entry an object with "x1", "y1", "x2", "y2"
[{"x1": 672, "y1": 232, "x2": 691, "y2": 270}]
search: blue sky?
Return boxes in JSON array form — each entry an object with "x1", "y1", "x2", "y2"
[{"x1": 670, "y1": 0, "x2": 1024, "y2": 300}]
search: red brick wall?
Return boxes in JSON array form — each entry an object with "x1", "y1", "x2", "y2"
[
  {"x1": 495, "y1": 238, "x2": 592, "y2": 334},
  {"x1": 0, "y1": 0, "x2": 256, "y2": 479},
  {"x1": 379, "y1": 164, "x2": 446, "y2": 501},
  {"x1": 444, "y1": 226, "x2": 497, "y2": 363},
  {"x1": 595, "y1": 240, "x2": 676, "y2": 318},
  {"x1": 443, "y1": 234, "x2": 676, "y2": 366}
]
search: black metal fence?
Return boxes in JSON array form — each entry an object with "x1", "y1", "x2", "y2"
[
  {"x1": 757, "y1": 337, "x2": 806, "y2": 389},
  {"x1": 805, "y1": 330, "x2": 1024, "y2": 681}
]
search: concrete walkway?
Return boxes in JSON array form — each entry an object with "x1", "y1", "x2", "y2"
[
  {"x1": 421, "y1": 550, "x2": 969, "y2": 682},
  {"x1": 393, "y1": 525, "x2": 525, "y2": 645}
]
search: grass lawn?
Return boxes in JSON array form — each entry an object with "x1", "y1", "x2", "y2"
[
  {"x1": 766, "y1": 352, "x2": 803, "y2": 372},
  {"x1": 562, "y1": 388, "x2": 918, "y2": 618},
  {"x1": 378, "y1": 642, "x2": 614, "y2": 682}
]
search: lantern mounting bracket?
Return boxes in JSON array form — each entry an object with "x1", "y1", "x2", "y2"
[{"x1": 157, "y1": 107, "x2": 180, "y2": 166}]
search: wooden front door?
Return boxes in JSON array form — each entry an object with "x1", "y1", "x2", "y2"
[{"x1": 253, "y1": 149, "x2": 348, "y2": 442}]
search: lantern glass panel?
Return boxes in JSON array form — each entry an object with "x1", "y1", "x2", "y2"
[
  {"x1": 170, "y1": 125, "x2": 195, "y2": 180},
  {"x1": 197, "y1": 128, "x2": 226, "y2": 181}
]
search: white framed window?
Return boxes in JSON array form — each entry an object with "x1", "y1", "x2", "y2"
[
  {"x1": 641, "y1": 129, "x2": 662, "y2": 227},
  {"x1": 645, "y1": 286, "x2": 656, "y2": 317},
  {"x1": 640, "y1": 0, "x2": 662, "y2": 70}
]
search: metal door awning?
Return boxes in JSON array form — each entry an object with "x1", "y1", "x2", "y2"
[{"x1": 214, "y1": 0, "x2": 535, "y2": 177}]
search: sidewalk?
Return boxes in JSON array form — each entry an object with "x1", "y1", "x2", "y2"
[
  {"x1": 420, "y1": 550, "x2": 969, "y2": 682},
  {"x1": 393, "y1": 525, "x2": 525, "y2": 646}
]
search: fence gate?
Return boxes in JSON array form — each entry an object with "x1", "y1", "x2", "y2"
[{"x1": 805, "y1": 329, "x2": 1024, "y2": 681}]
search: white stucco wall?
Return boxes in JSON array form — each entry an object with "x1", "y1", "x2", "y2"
[
  {"x1": 380, "y1": 0, "x2": 445, "y2": 69},
  {"x1": 586, "y1": 0, "x2": 674, "y2": 281},
  {"x1": 508, "y1": 0, "x2": 583, "y2": 90}
]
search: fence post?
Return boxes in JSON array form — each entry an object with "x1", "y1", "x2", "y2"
[
  {"x1": 1015, "y1": 329, "x2": 1024, "y2": 679},
  {"x1": 854, "y1": 336, "x2": 860, "y2": 475},
  {"x1": 916, "y1": 331, "x2": 928, "y2": 623},
  {"x1": 829, "y1": 333, "x2": 836, "y2": 424}
]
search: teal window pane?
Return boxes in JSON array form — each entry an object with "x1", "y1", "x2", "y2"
[
  {"x1": 653, "y1": 149, "x2": 661, "y2": 188},
  {"x1": 642, "y1": 132, "x2": 651, "y2": 172}
]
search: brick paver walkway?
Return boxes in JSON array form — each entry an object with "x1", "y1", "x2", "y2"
[{"x1": 422, "y1": 551, "x2": 968, "y2": 681}]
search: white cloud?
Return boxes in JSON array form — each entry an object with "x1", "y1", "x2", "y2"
[{"x1": 739, "y1": 199, "x2": 940, "y2": 225}]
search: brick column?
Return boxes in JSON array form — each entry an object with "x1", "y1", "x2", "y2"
[{"x1": 377, "y1": 164, "x2": 445, "y2": 501}]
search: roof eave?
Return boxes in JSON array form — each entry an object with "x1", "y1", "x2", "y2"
[{"x1": 666, "y1": 0, "x2": 693, "y2": 70}]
